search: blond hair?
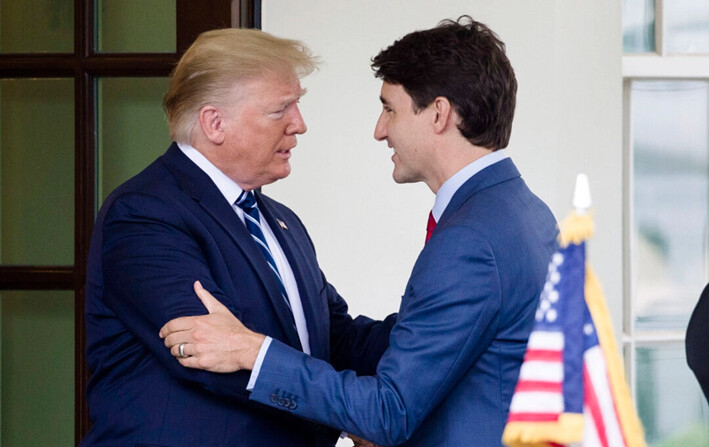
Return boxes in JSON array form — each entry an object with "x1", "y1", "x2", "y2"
[{"x1": 163, "y1": 28, "x2": 318, "y2": 144}]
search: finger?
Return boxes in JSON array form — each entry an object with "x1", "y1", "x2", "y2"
[
  {"x1": 170, "y1": 343, "x2": 182, "y2": 358},
  {"x1": 159, "y1": 315, "x2": 198, "y2": 339},
  {"x1": 177, "y1": 355, "x2": 206, "y2": 370},
  {"x1": 194, "y1": 280, "x2": 228, "y2": 314},
  {"x1": 163, "y1": 331, "x2": 192, "y2": 349},
  {"x1": 170, "y1": 341, "x2": 197, "y2": 359}
]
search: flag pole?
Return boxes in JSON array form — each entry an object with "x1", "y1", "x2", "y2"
[
  {"x1": 570, "y1": 173, "x2": 647, "y2": 447},
  {"x1": 559, "y1": 174, "x2": 594, "y2": 248},
  {"x1": 573, "y1": 173, "x2": 592, "y2": 214}
]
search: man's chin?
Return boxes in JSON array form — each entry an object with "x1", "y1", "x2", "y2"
[
  {"x1": 392, "y1": 170, "x2": 413, "y2": 184},
  {"x1": 270, "y1": 165, "x2": 292, "y2": 184}
]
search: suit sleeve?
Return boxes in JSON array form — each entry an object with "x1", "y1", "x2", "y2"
[
  {"x1": 99, "y1": 191, "x2": 252, "y2": 401},
  {"x1": 249, "y1": 224, "x2": 501, "y2": 445},
  {"x1": 324, "y1": 278, "x2": 397, "y2": 375}
]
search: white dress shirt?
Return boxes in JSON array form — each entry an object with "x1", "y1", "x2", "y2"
[{"x1": 177, "y1": 143, "x2": 309, "y2": 388}]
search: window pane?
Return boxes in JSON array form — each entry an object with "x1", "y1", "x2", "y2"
[
  {"x1": 1, "y1": 291, "x2": 74, "y2": 446},
  {"x1": 97, "y1": 77, "x2": 171, "y2": 204},
  {"x1": 0, "y1": 79, "x2": 74, "y2": 265},
  {"x1": 665, "y1": 0, "x2": 709, "y2": 54},
  {"x1": 636, "y1": 345, "x2": 709, "y2": 446},
  {"x1": 0, "y1": 0, "x2": 73, "y2": 53},
  {"x1": 622, "y1": 0, "x2": 656, "y2": 53},
  {"x1": 631, "y1": 81, "x2": 709, "y2": 330},
  {"x1": 96, "y1": 0, "x2": 176, "y2": 53}
]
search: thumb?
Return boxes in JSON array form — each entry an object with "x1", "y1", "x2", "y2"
[{"x1": 193, "y1": 281, "x2": 227, "y2": 314}]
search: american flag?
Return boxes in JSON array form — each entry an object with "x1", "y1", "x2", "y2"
[{"x1": 502, "y1": 231, "x2": 646, "y2": 447}]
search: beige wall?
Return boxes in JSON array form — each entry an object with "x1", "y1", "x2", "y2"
[{"x1": 262, "y1": 1, "x2": 623, "y2": 337}]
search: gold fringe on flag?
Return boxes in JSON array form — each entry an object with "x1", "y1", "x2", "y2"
[
  {"x1": 558, "y1": 210, "x2": 595, "y2": 248},
  {"x1": 502, "y1": 413, "x2": 584, "y2": 447}
]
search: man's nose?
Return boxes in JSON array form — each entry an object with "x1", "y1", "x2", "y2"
[
  {"x1": 373, "y1": 113, "x2": 387, "y2": 141},
  {"x1": 288, "y1": 106, "x2": 307, "y2": 135}
]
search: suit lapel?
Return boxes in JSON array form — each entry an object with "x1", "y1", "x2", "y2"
[
  {"x1": 160, "y1": 144, "x2": 302, "y2": 350},
  {"x1": 256, "y1": 193, "x2": 327, "y2": 360}
]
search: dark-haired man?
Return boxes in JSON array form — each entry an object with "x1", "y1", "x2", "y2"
[{"x1": 161, "y1": 16, "x2": 558, "y2": 446}]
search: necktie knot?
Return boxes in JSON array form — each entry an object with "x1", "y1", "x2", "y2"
[
  {"x1": 426, "y1": 211, "x2": 437, "y2": 244},
  {"x1": 235, "y1": 190, "x2": 257, "y2": 211}
]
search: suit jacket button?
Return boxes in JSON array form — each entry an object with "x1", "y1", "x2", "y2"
[
  {"x1": 289, "y1": 401, "x2": 298, "y2": 410},
  {"x1": 278, "y1": 397, "x2": 285, "y2": 406},
  {"x1": 270, "y1": 394, "x2": 278, "y2": 403},
  {"x1": 282, "y1": 398, "x2": 291, "y2": 407}
]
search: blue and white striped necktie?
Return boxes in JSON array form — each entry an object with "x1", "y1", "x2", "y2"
[{"x1": 235, "y1": 190, "x2": 292, "y2": 310}]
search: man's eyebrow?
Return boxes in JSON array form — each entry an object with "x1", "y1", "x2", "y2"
[
  {"x1": 379, "y1": 96, "x2": 389, "y2": 105},
  {"x1": 276, "y1": 88, "x2": 307, "y2": 107},
  {"x1": 288, "y1": 88, "x2": 307, "y2": 103}
]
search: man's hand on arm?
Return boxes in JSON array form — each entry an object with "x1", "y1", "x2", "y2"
[{"x1": 159, "y1": 281, "x2": 265, "y2": 372}]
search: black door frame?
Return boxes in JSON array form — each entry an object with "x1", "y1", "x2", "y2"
[{"x1": 0, "y1": 1, "x2": 261, "y2": 441}]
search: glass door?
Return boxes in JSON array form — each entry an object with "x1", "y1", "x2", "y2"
[{"x1": 0, "y1": 1, "x2": 258, "y2": 444}]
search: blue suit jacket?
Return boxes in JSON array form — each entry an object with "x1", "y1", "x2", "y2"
[
  {"x1": 249, "y1": 158, "x2": 558, "y2": 446},
  {"x1": 81, "y1": 143, "x2": 395, "y2": 447}
]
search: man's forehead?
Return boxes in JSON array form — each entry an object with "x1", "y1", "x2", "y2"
[
  {"x1": 381, "y1": 81, "x2": 405, "y2": 96},
  {"x1": 240, "y1": 75, "x2": 305, "y2": 101},
  {"x1": 379, "y1": 82, "x2": 408, "y2": 105},
  {"x1": 276, "y1": 86, "x2": 307, "y2": 104}
]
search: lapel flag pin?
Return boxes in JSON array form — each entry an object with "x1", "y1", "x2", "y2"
[{"x1": 277, "y1": 219, "x2": 288, "y2": 230}]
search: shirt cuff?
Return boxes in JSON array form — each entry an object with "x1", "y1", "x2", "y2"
[{"x1": 246, "y1": 336, "x2": 272, "y2": 391}]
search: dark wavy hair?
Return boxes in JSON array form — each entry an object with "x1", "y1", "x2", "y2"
[{"x1": 371, "y1": 16, "x2": 517, "y2": 150}]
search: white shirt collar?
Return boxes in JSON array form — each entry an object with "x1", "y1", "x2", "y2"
[
  {"x1": 177, "y1": 142, "x2": 245, "y2": 204},
  {"x1": 431, "y1": 150, "x2": 508, "y2": 222}
]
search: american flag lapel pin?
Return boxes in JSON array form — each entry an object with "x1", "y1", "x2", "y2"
[{"x1": 276, "y1": 219, "x2": 288, "y2": 230}]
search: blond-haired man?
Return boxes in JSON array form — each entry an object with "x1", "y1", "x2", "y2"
[{"x1": 81, "y1": 28, "x2": 394, "y2": 447}]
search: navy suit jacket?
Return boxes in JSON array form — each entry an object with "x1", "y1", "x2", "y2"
[
  {"x1": 687, "y1": 282, "x2": 709, "y2": 403},
  {"x1": 81, "y1": 143, "x2": 395, "y2": 447},
  {"x1": 249, "y1": 158, "x2": 558, "y2": 446}
]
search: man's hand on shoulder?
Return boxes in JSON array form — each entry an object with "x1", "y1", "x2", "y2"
[{"x1": 159, "y1": 281, "x2": 265, "y2": 372}]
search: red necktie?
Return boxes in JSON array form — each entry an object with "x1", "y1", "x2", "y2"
[{"x1": 425, "y1": 211, "x2": 437, "y2": 244}]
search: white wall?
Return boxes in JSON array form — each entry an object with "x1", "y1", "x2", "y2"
[{"x1": 262, "y1": 0, "x2": 623, "y2": 334}]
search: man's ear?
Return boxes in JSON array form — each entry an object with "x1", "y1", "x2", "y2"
[
  {"x1": 198, "y1": 105, "x2": 225, "y2": 144},
  {"x1": 432, "y1": 96, "x2": 453, "y2": 134}
]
